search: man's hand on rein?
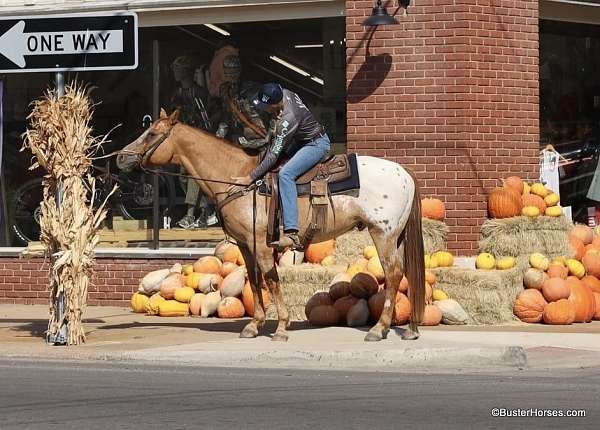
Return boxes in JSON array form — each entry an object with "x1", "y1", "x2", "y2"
[{"x1": 227, "y1": 175, "x2": 253, "y2": 195}]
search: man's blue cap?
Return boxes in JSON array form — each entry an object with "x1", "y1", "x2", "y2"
[{"x1": 252, "y1": 83, "x2": 283, "y2": 111}]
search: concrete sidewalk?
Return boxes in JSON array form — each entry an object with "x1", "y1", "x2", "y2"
[{"x1": 1, "y1": 304, "x2": 599, "y2": 372}]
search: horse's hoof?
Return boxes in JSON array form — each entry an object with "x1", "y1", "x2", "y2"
[
  {"x1": 401, "y1": 330, "x2": 419, "y2": 340},
  {"x1": 272, "y1": 331, "x2": 289, "y2": 342},
  {"x1": 364, "y1": 330, "x2": 383, "y2": 342},
  {"x1": 240, "y1": 324, "x2": 258, "y2": 339}
]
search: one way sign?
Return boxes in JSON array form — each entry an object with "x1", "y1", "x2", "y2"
[{"x1": 0, "y1": 12, "x2": 137, "y2": 73}]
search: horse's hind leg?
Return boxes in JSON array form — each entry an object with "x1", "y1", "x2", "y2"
[
  {"x1": 238, "y1": 245, "x2": 266, "y2": 339},
  {"x1": 365, "y1": 227, "x2": 404, "y2": 342},
  {"x1": 256, "y1": 249, "x2": 289, "y2": 342}
]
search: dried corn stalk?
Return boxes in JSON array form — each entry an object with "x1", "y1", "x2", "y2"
[{"x1": 22, "y1": 84, "x2": 115, "y2": 345}]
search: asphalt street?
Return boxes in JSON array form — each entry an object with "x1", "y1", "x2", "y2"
[{"x1": 0, "y1": 359, "x2": 597, "y2": 430}]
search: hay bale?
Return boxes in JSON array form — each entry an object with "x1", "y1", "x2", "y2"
[
  {"x1": 431, "y1": 257, "x2": 528, "y2": 325},
  {"x1": 479, "y1": 216, "x2": 573, "y2": 258},
  {"x1": 334, "y1": 219, "x2": 448, "y2": 267},
  {"x1": 269, "y1": 264, "x2": 345, "y2": 321}
]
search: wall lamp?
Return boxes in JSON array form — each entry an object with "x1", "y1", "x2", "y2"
[{"x1": 362, "y1": 0, "x2": 410, "y2": 27}]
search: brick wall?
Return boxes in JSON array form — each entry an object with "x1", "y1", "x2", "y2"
[
  {"x1": 0, "y1": 257, "x2": 195, "y2": 306},
  {"x1": 346, "y1": 0, "x2": 540, "y2": 254}
]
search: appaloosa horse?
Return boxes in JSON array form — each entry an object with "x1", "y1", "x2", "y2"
[{"x1": 118, "y1": 109, "x2": 425, "y2": 342}]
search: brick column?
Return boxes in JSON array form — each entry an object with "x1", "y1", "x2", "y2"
[{"x1": 346, "y1": 0, "x2": 539, "y2": 255}]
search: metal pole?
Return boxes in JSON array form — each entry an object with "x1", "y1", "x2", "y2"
[
  {"x1": 152, "y1": 40, "x2": 160, "y2": 250},
  {"x1": 49, "y1": 71, "x2": 67, "y2": 345}
]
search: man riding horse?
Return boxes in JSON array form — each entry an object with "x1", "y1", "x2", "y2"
[{"x1": 229, "y1": 83, "x2": 330, "y2": 250}]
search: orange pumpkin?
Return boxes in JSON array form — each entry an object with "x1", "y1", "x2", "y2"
[
  {"x1": 570, "y1": 224, "x2": 593, "y2": 245},
  {"x1": 193, "y1": 256, "x2": 222, "y2": 274},
  {"x1": 542, "y1": 278, "x2": 570, "y2": 302},
  {"x1": 367, "y1": 291, "x2": 386, "y2": 321},
  {"x1": 582, "y1": 275, "x2": 600, "y2": 293},
  {"x1": 349, "y1": 271, "x2": 379, "y2": 298},
  {"x1": 543, "y1": 299, "x2": 576, "y2": 325},
  {"x1": 333, "y1": 295, "x2": 360, "y2": 323},
  {"x1": 582, "y1": 249, "x2": 600, "y2": 278},
  {"x1": 569, "y1": 237, "x2": 585, "y2": 261},
  {"x1": 593, "y1": 292, "x2": 600, "y2": 320},
  {"x1": 422, "y1": 198, "x2": 446, "y2": 221},
  {"x1": 513, "y1": 289, "x2": 547, "y2": 323},
  {"x1": 420, "y1": 304, "x2": 442, "y2": 326},
  {"x1": 504, "y1": 176, "x2": 524, "y2": 195},
  {"x1": 222, "y1": 245, "x2": 242, "y2": 264},
  {"x1": 305, "y1": 239, "x2": 335, "y2": 264},
  {"x1": 159, "y1": 273, "x2": 185, "y2": 299},
  {"x1": 398, "y1": 276, "x2": 409, "y2": 294},
  {"x1": 305, "y1": 292, "x2": 333, "y2": 319},
  {"x1": 569, "y1": 283, "x2": 595, "y2": 323},
  {"x1": 488, "y1": 187, "x2": 522, "y2": 219},
  {"x1": 425, "y1": 270, "x2": 437, "y2": 285},
  {"x1": 521, "y1": 194, "x2": 547, "y2": 214},
  {"x1": 189, "y1": 293, "x2": 206, "y2": 316},
  {"x1": 241, "y1": 281, "x2": 271, "y2": 317},
  {"x1": 547, "y1": 264, "x2": 568, "y2": 279},
  {"x1": 392, "y1": 292, "x2": 411, "y2": 326},
  {"x1": 217, "y1": 297, "x2": 245, "y2": 318},
  {"x1": 592, "y1": 235, "x2": 600, "y2": 249}
]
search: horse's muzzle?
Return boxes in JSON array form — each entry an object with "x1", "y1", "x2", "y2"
[{"x1": 116, "y1": 153, "x2": 141, "y2": 172}]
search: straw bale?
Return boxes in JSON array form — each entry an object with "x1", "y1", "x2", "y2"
[
  {"x1": 479, "y1": 216, "x2": 573, "y2": 259},
  {"x1": 431, "y1": 257, "x2": 528, "y2": 325}
]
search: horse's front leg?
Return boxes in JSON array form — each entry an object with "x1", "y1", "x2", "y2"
[
  {"x1": 257, "y1": 250, "x2": 289, "y2": 342},
  {"x1": 238, "y1": 245, "x2": 266, "y2": 338}
]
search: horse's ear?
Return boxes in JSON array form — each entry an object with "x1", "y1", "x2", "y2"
[
  {"x1": 169, "y1": 109, "x2": 180, "y2": 124},
  {"x1": 160, "y1": 108, "x2": 168, "y2": 119}
]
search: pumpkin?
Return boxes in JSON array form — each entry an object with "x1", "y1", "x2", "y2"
[
  {"x1": 363, "y1": 245, "x2": 378, "y2": 260},
  {"x1": 544, "y1": 193, "x2": 560, "y2": 207},
  {"x1": 488, "y1": 187, "x2": 522, "y2": 218},
  {"x1": 216, "y1": 297, "x2": 245, "y2": 318},
  {"x1": 530, "y1": 183, "x2": 549, "y2": 198},
  {"x1": 308, "y1": 305, "x2": 340, "y2": 326},
  {"x1": 349, "y1": 271, "x2": 379, "y2": 298},
  {"x1": 582, "y1": 275, "x2": 600, "y2": 293},
  {"x1": 186, "y1": 272, "x2": 202, "y2": 289},
  {"x1": 174, "y1": 286, "x2": 195, "y2": 303},
  {"x1": 304, "y1": 239, "x2": 335, "y2": 264},
  {"x1": 592, "y1": 235, "x2": 600, "y2": 248},
  {"x1": 496, "y1": 256, "x2": 516, "y2": 270},
  {"x1": 321, "y1": 255, "x2": 336, "y2": 266},
  {"x1": 543, "y1": 299, "x2": 575, "y2": 325},
  {"x1": 523, "y1": 268, "x2": 547, "y2": 290},
  {"x1": 547, "y1": 264, "x2": 568, "y2": 280},
  {"x1": 145, "y1": 293, "x2": 166, "y2": 315},
  {"x1": 182, "y1": 264, "x2": 194, "y2": 275},
  {"x1": 189, "y1": 293, "x2": 206, "y2": 316},
  {"x1": 220, "y1": 262, "x2": 239, "y2": 278},
  {"x1": 542, "y1": 278, "x2": 570, "y2": 302},
  {"x1": 569, "y1": 237, "x2": 585, "y2": 261},
  {"x1": 434, "y1": 299, "x2": 469, "y2": 324},
  {"x1": 305, "y1": 292, "x2": 333, "y2": 319},
  {"x1": 476, "y1": 253, "x2": 496, "y2": 270},
  {"x1": 566, "y1": 259, "x2": 585, "y2": 279},
  {"x1": 398, "y1": 276, "x2": 409, "y2": 293},
  {"x1": 593, "y1": 292, "x2": 600, "y2": 320},
  {"x1": 159, "y1": 273, "x2": 185, "y2": 299},
  {"x1": 334, "y1": 295, "x2": 360, "y2": 323},
  {"x1": 347, "y1": 299, "x2": 370, "y2": 327},
  {"x1": 522, "y1": 206, "x2": 540, "y2": 218},
  {"x1": 433, "y1": 251, "x2": 453, "y2": 267},
  {"x1": 424, "y1": 254, "x2": 437, "y2": 269},
  {"x1": 504, "y1": 176, "x2": 524, "y2": 195},
  {"x1": 200, "y1": 291, "x2": 221, "y2": 317},
  {"x1": 138, "y1": 268, "x2": 171, "y2": 295},
  {"x1": 422, "y1": 198, "x2": 446, "y2": 221},
  {"x1": 214, "y1": 240, "x2": 234, "y2": 261},
  {"x1": 220, "y1": 268, "x2": 247, "y2": 297},
  {"x1": 420, "y1": 304, "x2": 442, "y2": 326},
  {"x1": 193, "y1": 256, "x2": 222, "y2": 274},
  {"x1": 425, "y1": 281, "x2": 433, "y2": 304},
  {"x1": 568, "y1": 283, "x2": 595, "y2": 323},
  {"x1": 425, "y1": 270, "x2": 436, "y2": 285},
  {"x1": 367, "y1": 256, "x2": 385, "y2": 282},
  {"x1": 223, "y1": 245, "x2": 242, "y2": 264},
  {"x1": 529, "y1": 253, "x2": 549, "y2": 271},
  {"x1": 158, "y1": 300, "x2": 190, "y2": 317},
  {"x1": 367, "y1": 291, "x2": 386, "y2": 321},
  {"x1": 392, "y1": 293, "x2": 411, "y2": 326},
  {"x1": 521, "y1": 194, "x2": 547, "y2": 214},
  {"x1": 571, "y1": 224, "x2": 594, "y2": 245},
  {"x1": 347, "y1": 263, "x2": 365, "y2": 279},
  {"x1": 582, "y1": 249, "x2": 600, "y2": 278},
  {"x1": 432, "y1": 289, "x2": 448, "y2": 301},
  {"x1": 130, "y1": 292, "x2": 149, "y2": 313},
  {"x1": 328, "y1": 272, "x2": 351, "y2": 301},
  {"x1": 513, "y1": 289, "x2": 547, "y2": 323},
  {"x1": 241, "y1": 281, "x2": 271, "y2": 317},
  {"x1": 198, "y1": 273, "x2": 223, "y2": 294},
  {"x1": 545, "y1": 206, "x2": 562, "y2": 217}
]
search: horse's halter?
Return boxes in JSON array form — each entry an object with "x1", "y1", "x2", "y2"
[{"x1": 121, "y1": 122, "x2": 174, "y2": 169}]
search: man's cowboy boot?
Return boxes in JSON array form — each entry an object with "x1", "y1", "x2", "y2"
[{"x1": 275, "y1": 232, "x2": 303, "y2": 251}]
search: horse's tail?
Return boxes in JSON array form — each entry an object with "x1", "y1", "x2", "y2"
[{"x1": 402, "y1": 170, "x2": 425, "y2": 327}]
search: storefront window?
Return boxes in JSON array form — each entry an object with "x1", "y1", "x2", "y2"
[
  {"x1": 0, "y1": 17, "x2": 346, "y2": 248},
  {"x1": 540, "y1": 19, "x2": 600, "y2": 223}
]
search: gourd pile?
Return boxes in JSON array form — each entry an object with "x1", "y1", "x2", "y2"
[
  {"x1": 488, "y1": 176, "x2": 563, "y2": 219},
  {"x1": 130, "y1": 241, "x2": 270, "y2": 318},
  {"x1": 513, "y1": 224, "x2": 600, "y2": 324},
  {"x1": 305, "y1": 246, "x2": 469, "y2": 327}
]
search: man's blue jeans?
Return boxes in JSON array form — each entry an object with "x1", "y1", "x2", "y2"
[{"x1": 279, "y1": 134, "x2": 331, "y2": 232}]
